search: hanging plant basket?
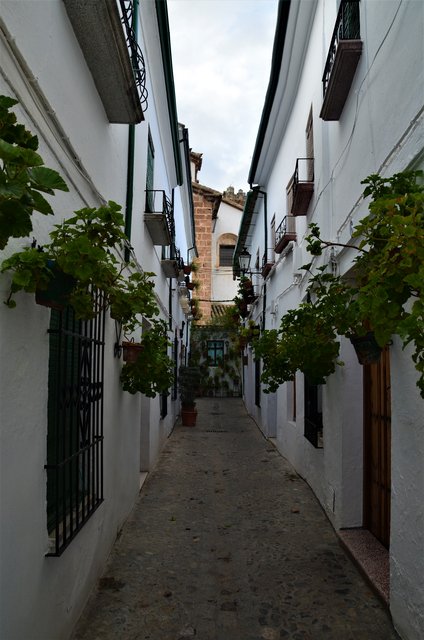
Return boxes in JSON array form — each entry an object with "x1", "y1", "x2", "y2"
[
  {"x1": 35, "y1": 261, "x2": 76, "y2": 311},
  {"x1": 122, "y1": 340, "x2": 144, "y2": 364},
  {"x1": 350, "y1": 332, "x2": 382, "y2": 365},
  {"x1": 183, "y1": 265, "x2": 192, "y2": 275}
]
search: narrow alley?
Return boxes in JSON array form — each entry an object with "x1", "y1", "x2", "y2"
[{"x1": 72, "y1": 398, "x2": 398, "y2": 640}]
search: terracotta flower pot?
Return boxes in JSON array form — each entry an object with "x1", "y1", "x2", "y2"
[
  {"x1": 122, "y1": 341, "x2": 143, "y2": 364},
  {"x1": 181, "y1": 405, "x2": 197, "y2": 426}
]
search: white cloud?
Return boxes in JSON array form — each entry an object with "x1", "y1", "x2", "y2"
[{"x1": 168, "y1": 0, "x2": 278, "y2": 193}]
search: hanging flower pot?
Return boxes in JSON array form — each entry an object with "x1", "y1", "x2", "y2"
[
  {"x1": 183, "y1": 265, "x2": 192, "y2": 275},
  {"x1": 239, "y1": 301, "x2": 249, "y2": 318},
  {"x1": 122, "y1": 340, "x2": 144, "y2": 364},
  {"x1": 186, "y1": 282, "x2": 195, "y2": 291},
  {"x1": 350, "y1": 332, "x2": 382, "y2": 365},
  {"x1": 35, "y1": 261, "x2": 76, "y2": 311}
]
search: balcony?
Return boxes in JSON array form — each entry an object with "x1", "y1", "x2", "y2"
[
  {"x1": 144, "y1": 190, "x2": 174, "y2": 246},
  {"x1": 261, "y1": 248, "x2": 275, "y2": 279},
  {"x1": 275, "y1": 215, "x2": 296, "y2": 253},
  {"x1": 320, "y1": 0, "x2": 362, "y2": 121},
  {"x1": 287, "y1": 158, "x2": 314, "y2": 216},
  {"x1": 161, "y1": 244, "x2": 182, "y2": 278},
  {"x1": 64, "y1": 0, "x2": 148, "y2": 123}
]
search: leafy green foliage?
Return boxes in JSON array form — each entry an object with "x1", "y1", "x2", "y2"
[
  {"x1": 253, "y1": 303, "x2": 341, "y2": 392},
  {"x1": 304, "y1": 171, "x2": 424, "y2": 396},
  {"x1": 0, "y1": 247, "x2": 52, "y2": 307},
  {"x1": 178, "y1": 365, "x2": 201, "y2": 406},
  {"x1": 120, "y1": 320, "x2": 174, "y2": 397},
  {"x1": 0, "y1": 95, "x2": 68, "y2": 249}
]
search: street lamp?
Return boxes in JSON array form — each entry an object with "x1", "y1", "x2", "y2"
[{"x1": 238, "y1": 247, "x2": 251, "y2": 275}]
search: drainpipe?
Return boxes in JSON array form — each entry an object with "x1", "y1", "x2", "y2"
[
  {"x1": 124, "y1": 0, "x2": 139, "y2": 261},
  {"x1": 257, "y1": 189, "x2": 268, "y2": 331}
]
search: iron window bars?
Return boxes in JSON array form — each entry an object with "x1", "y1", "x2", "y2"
[
  {"x1": 45, "y1": 296, "x2": 105, "y2": 556},
  {"x1": 118, "y1": 0, "x2": 148, "y2": 113}
]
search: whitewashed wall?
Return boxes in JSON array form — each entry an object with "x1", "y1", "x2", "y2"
[
  {"x1": 242, "y1": 1, "x2": 424, "y2": 638},
  {"x1": 212, "y1": 201, "x2": 242, "y2": 302},
  {"x1": 0, "y1": 2, "x2": 190, "y2": 638}
]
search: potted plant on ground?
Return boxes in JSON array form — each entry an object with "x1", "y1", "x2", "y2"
[{"x1": 179, "y1": 365, "x2": 200, "y2": 426}]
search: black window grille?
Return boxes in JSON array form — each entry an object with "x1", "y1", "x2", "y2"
[
  {"x1": 255, "y1": 358, "x2": 261, "y2": 407},
  {"x1": 304, "y1": 378, "x2": 323, "y2": 448},
  {"x1": 172, "y1": 335, "x2": 178, "y2": 401},
  {"x1": 219, "y1": 245, "x2": 235, "y2": 267},
  {"x1": 207, "y1": 340, "x2": 224, "y2": 365},
  {"x1": 45, "y1": 297, "x2": 105, "y2": 556},
  {"x1": 160, "y1": 391, "x2": 168, "y2": 419}
]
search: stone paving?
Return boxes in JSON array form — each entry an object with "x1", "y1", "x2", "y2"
[{"x1": 72, "y1": 398, "x2": 399, "y2": 640}]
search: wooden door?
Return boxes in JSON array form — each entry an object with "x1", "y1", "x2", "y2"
[{"x1": 363, "y1": 346, "x2": 391, "y2": 548}]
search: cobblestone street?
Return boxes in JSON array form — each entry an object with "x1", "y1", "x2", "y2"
[{"x1": 72, "y1": 398, "x2": 398, "y2": 640}]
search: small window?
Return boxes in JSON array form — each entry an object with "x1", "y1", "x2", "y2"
[
  {"x1": 207, "y1": 340, "x2": 224, "y2": 365},
  {"x1": 304, "y1": 377, "x2": 323, "y2": 448},
  {"x1": 219, "y1": 245, "x2": 235, "y2": 267}
]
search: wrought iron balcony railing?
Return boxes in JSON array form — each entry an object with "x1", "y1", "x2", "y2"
[
  {"x1": 118, "y1": 0, "x2": 148, "y2": 113},
  {"x1": 320, "y1": 0, "x2": 362, "y2": 121},
  {"x1": 287, "y1": 158, "x2": 314, "y2": 216},
  {"x1": 261, "y1": 248, "x2": 275, "y2": 279},
  {"x1": 64, "y1": 0, "x2": 148, "y2": 123},
  {"x1": 145, "y1": 190, "x2": 175, "y2": 246},
  {"x1": 161, "y1": 243, "x2": 183, "y2": 278},
  {"x1": 275, "y1": 215, "x2": 296, "y2": 253}
]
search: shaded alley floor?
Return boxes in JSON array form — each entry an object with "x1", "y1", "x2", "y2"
[{"x1": 72, "y1": 398, "x2": 398, "y2": 640}]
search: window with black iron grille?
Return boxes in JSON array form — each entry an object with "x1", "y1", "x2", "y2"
[
  {"x1": 172, "y1": 335, "x2": 178, "y2": 401},
  {"x1": 304, "y1": 378, "x2": 323, "y2": 448},
  {"x1": 219, "y1": 244, "x2": 235, "y2": 267},
  {"x1": 45, "y1": 298, "x2": 105, "y2": 556},
  {"x1": 255, "y1": 358, "x2": 261, "y2": 407},
  {"x1": 207, "y1": 340, "x2": 224, "y2": 365}
]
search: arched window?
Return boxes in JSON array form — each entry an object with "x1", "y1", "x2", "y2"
[{"x1": 217, "y1": 233, "x2": 237, "y2": 267}]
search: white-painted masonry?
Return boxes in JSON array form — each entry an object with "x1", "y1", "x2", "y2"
[
  {"x1": 239, "y1": 1, "x2": 424, "y2": 639},
  {"x1": 0, "y1": 2, "x2": 193, "y2": 638}
]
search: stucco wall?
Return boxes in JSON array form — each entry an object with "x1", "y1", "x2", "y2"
[
  {"x1": 241, "y1": 1, "x2": 424, "y2": 637},
  {"x1": 0, "y1": 2, "x2": 188, "y2": 638}
]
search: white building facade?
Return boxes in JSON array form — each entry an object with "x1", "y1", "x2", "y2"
[
  {"x1": 0, "y1": 2, "x2": 194, "y2": 639},
  {"x1": 234, "y1": 1, "x2": 424, "y2": 639}
]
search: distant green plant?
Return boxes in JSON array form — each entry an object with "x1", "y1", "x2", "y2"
[
  {"x1": 120, "y1": 320, "x2": 174, "y2": 397},
  {"x1": 0, "y1": 95, "x2": 68, "y2": 249}
]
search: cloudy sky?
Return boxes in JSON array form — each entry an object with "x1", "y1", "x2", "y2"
[{"x1": 167, "y1": 0, "x2": 279, "y2": 193}]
